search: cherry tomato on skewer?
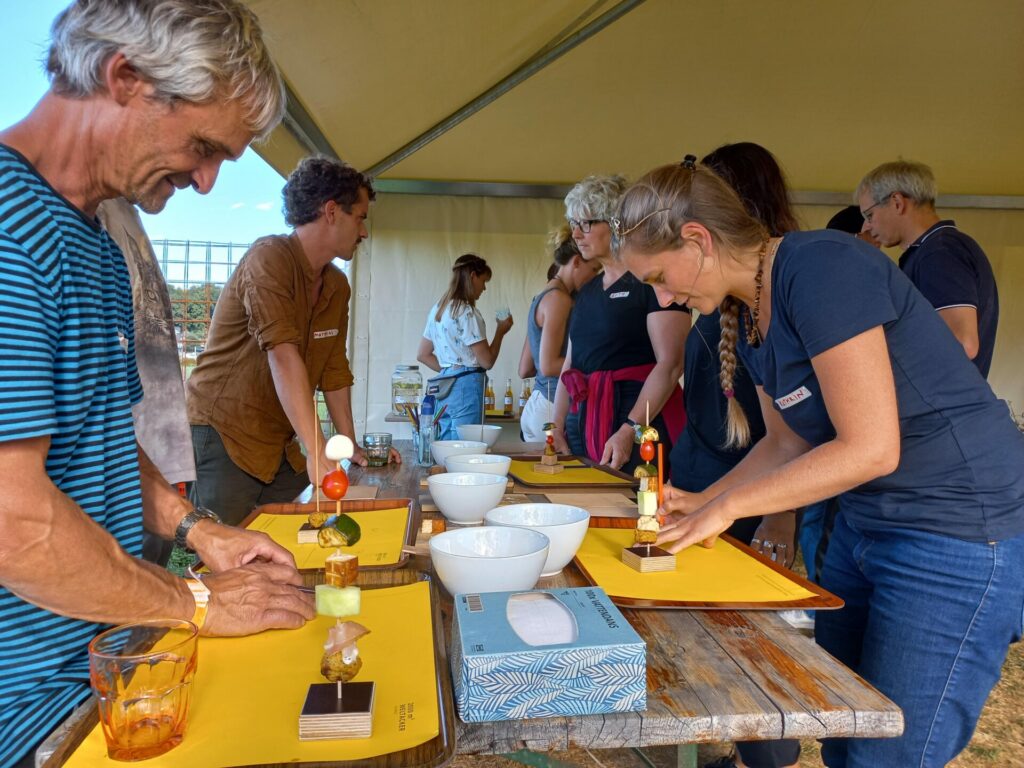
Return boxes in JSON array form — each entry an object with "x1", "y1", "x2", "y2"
[
  {"x1": 322, "y1": 469, "x2": 350, "y2": 500},
  {"x1": 640, "y1": 440, "x2": 655, "y2": 462}
]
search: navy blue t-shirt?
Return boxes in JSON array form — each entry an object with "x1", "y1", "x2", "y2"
[
  {"x1": 739, "y1": 230, "x2": 1024, "y2": 543},
  {"x1": 670, "y1": 310, "x2": 765, "y2": 492},
  {"x1": 899, "y1": 220, "x2": 999, "y2": 378},
  {"x1": 569, "y1": 270, "x2": 687, "y2": 373}
]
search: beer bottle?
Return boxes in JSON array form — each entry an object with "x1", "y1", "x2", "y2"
[
  {"x1": 518, "y1": 378, "x2": 530, "y2": 415},
  {"x1": 503, "y1": 378, "x2": 514, "y2": 416},
  {"x1": 484, "y1": 378, "x2": 495, "y2": 412}
]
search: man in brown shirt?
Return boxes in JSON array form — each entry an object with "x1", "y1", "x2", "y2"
[{"x1": 188, "y1": 157, "x2": 394, "y2": 525}]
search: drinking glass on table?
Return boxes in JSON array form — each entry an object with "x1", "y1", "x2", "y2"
[
  {"x1": 89, "y1": 620, "x2": 199, "y2": 761},
  {"x1": 363, "y1": 432, "x2": 393, "y2": 467}
]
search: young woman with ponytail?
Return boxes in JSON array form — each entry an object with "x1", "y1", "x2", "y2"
[
  {"x1": 417, "y1": 254, "x2": 513, "y2": 439},
  {"x1": 615, "y1": 160, "x2": 1024, "y2": 768}
]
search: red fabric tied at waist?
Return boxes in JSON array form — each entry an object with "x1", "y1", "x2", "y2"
[{"x1": 561, "y1": 363, "x2": 685, "y2": 462}]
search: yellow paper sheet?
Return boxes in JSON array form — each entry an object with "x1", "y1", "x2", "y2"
[
  {"x1": 508, "y1": 459, "x2": 632, "y2": 487},
  {"x1": 64, "y1": 582, "x2": 439, "y2": 768},
  {"x1": 575, "y1": 529, "x2": 816, "y2": 603},
  {"x1": 247, "y1": 507, "x2": 410, "y2": 569}
]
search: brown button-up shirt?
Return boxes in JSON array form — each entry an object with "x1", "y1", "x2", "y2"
[{"x1": 186, "y1": 233, "x2": 354, "y2": 482}]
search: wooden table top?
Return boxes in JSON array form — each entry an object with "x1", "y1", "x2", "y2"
[
  {"x1": 351, "y1": 440, "x2": 903, "y2": 753},
  {"x1": 37, "y1": 440, "x2": 902, "y2": 766}
]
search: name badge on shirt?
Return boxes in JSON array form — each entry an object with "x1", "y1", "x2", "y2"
[
  {"x1": 775, "y1": 386, "x2": 812, "y2": 410},
  {"x1": 609, "y1": 291, "x2": 630, "y2": 299},
  {"x1": 313, "y1": 329, "x2": 340, "y2": 339}
]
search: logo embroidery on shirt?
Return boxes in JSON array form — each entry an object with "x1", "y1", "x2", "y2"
[
  {"x1": 775, "y1": 386, "x2": 812, "y2": 410},
  {"x1": 313, "y1": 329, "x2": 340, "y2": 339},
  {"x1": 609, "y1": 291, "x2": 630, "y2": 299}
]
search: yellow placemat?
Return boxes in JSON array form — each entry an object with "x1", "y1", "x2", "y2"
[
  {"x1": 65, "y1": 582, "x2": 439, "y2": 767},
  {"x1": 247, "y1": 507, "x2": 409, "y2": 569},
  {"x1": 575, "y1": 528, "x2": 816, "y2": 603},
  {"x1": 508, "y1": 459, "x2": 632, "y2": 487}
]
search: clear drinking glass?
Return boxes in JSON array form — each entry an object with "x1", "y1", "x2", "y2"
[
  {"x1": 362, "y1": 432, "x2": 393, "y2": 467},
  {"x1": 89, "y1": 620, "x2": 199, "y2": 762}
]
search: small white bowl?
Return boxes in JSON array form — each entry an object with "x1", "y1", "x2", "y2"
[
  {"x1": 484, "y1": 503, "x2": 591, "y2": 576},
  {"x1": 456, "y1": 424, "x2": 502, "y2": 448},
  {"x1": 429, "y1": 526, "x2": 550, "y2": 596},
  {"x1": 445, "y1": 453, "x2": 512, "y2": 476},
  {"x1": 430, "y1": 440, "x2": 488, "y2": 466},
  {"x1": 427, "y1": 472, "x2": 508, "y2": 525}
]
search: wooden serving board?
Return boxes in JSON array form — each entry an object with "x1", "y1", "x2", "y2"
[
  {"x1": 506, "y1": 455, "x2": 636, "y2": 489},
  {"x1": 240, "y1": 499, "x2": 418, "y2": 572},
  {"x1": 47, "y1": 573, "x2": 456, "y2": 768},
  {"x1": 572, "y1": 518, "x2": 843, "y2": 611}
]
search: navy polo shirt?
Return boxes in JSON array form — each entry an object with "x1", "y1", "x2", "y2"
[
  {"x1": 899, "y1": 220, "x2": 999, "y2": 377},
  {"x1": 739, "y1": 230, "x2": 1024, "y2": 543}
]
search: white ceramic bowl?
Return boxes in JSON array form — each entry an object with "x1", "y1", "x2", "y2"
[
  {"x1": 430, "y1": 440, "x2": 488, "y2": 466},
  {"x1": 456, "y1": 424, "x2": 502, "y2": 448},
  {"x1": 426, "y1": 472, "x2": 508, "y2": 525},
  {"x1": 429, "y1": 526, "x2": 550, "y2": 596},
  {"x1": 444, "y1": 453, "x2": 512, "y2": 476},
  {"x1": 484, "y1": 503, "x2": 591, "y2": 576}
]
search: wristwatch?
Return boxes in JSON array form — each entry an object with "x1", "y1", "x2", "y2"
[
  {"x1": 174, "y1": 506, "x2": 221, "y2": 551},
  {"x1": 183, "y1": 576, "x2": 211, "y2": 630}
]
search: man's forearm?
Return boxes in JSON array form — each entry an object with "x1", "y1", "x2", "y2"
[
  {"x1": 0, "y1": 448, "x2": 193, "y2": 624},
  {"x1": 137, "y1": 442, "x2": 191, "y2": 539},
  {"x1": 267, "y1": 343, "x2": 325, "y2": 455},
  {"x1": 324, "y1": 386, "x2": 357, "y2": 442}
]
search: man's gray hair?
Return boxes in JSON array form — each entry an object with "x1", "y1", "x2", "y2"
[
  {"x1": 46, "y1": 0, "x2": 285, "y2": 139},
  {"x1": 564, "y1": 174, "x2": 629, "y2": 221},
  {"x1": 856, "y1": 160, "x2": 938, "y2": 207}
]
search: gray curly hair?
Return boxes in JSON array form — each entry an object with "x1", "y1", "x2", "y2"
[
  {"x1": 564, "y1": 174, "x2": 629, "y2": 222},
  {"x1": 46, "y1": 0, "x2": 285, "y2": 139}
]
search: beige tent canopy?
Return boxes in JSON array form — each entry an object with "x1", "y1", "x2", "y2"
[{"x1": 245, "y1": 0, "x2": 1024, "y2": 431}]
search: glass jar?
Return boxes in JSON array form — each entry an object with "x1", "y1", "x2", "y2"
[{"x1": 391, "y1": 364, "x2": 423, "y2": 416}]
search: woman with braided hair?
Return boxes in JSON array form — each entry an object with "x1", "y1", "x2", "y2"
[
  {"x1": 614, "y1": 159, "x2": 1024, "y2": 768},
  {"x1": 671, "y1": 144, "x2": 802, "y2": 768}
]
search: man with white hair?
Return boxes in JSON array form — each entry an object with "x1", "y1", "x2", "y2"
[
  {"x1": 856, "y1": 160, "x2": 999, "y2": 377},
  {"x1": 0, "y1": 3, "x2": 314, "y2": 765}
]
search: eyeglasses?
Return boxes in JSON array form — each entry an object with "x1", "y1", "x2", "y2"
[
  {"x1": 609, "y1": 207, "x2": 671, "y2": 239},
  {"x1": 567, "y1": 218, "x2": 605, "y2": 234},
  {"x1": 860, "y1": 194, "x2": 894, "y2": 223}
]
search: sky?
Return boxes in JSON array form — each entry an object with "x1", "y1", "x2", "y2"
[{"x1": 0, "y1": 0, "x2": 289, "y2": 245}]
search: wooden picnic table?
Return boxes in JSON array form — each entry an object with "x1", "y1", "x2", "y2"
[
  {"x1": 343, "y1": 439, "x2": 903, "y2": 755},
  {"x1": 36, "y1": 439, "x2": 902, "y2": 768}
]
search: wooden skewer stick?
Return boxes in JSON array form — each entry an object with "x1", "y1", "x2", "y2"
[
  {"x1": 314, "y1": 394, "x2": 321, "y2": 515},
  {"x1": 646, "y1": 400, "x2": 650, "y2": 429}
]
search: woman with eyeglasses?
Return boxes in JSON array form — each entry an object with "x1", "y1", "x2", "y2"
[
  {"x1": 417, "y1": 254, "x2": 513, "y2": 440},
  {"x1": 549, "y1": 174, "x2": 688, "y2": 473},
  {"x1": 517, "y1": 224, "x2": 601, "y2": 441},
  {"x1": 616, "y1": 161, "x2": 1024, "y2": 768}
]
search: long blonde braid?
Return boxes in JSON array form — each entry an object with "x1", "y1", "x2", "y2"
[{"x1": 718, "y1": 297, "x2": 752, "y2": 448}]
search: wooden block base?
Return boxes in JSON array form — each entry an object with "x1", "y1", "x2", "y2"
[
  {"x1": 622, "y1": 545, "x2": 676, "y2": 573},
  {"x1": 299, "y1": 681, "x2": 375, "y2": 740},
  {"x1": 533, "y1": 462, "x2": 565, "y2": 474}
]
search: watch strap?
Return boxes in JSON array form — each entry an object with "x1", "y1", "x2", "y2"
[{"x1": 174, "y1": 506, "x2": 221, "y2": 550}]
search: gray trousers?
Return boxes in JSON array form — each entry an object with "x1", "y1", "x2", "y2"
[{"x1": 190, "y1": 425, "x2": 310, "y2": 526}]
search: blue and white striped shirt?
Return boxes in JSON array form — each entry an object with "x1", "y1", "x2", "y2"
[{"x1": 0, "y1": 145, "x2": 144, "y2": 768}]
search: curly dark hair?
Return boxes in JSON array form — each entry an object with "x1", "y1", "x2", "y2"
[{"x1": 283, "y1": 156, "x2": 376, "y2": 226}]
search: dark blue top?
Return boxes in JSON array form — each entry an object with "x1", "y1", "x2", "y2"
[
  {"x1": 899, "y1": 220, "x2": 999, "y2": 378},
  {"x1": 739, "y1": 230, "x2": 1024, "y2": 543},
  {"x1": 669, "y1": 310, "x2": 764, "y2": 492},
  {"x1": 569, "y1": 270, "x2": 687, "y2": 373},
  {"x1": 0, "y1": 145, "x2": 145, "y2": 767}
]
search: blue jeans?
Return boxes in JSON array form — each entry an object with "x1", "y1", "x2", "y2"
[
  {"x1": 815, "y1": 514, "x2": 1024, "y2": 767},
  {"x1": 436, "y1": 368, "x2": 485, "y2": 441}
]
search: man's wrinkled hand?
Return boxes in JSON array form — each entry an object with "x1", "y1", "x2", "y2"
[
  {"x1": 191, "y1": 521, "x2": 297, "y2": 571},
  {"x1": 201, "y1": 562, "x2": 314, "y2": 637}
]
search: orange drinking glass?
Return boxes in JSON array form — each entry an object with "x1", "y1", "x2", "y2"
[{"x1": 88, "y1": 619, "x2": 199, "y2": 762}]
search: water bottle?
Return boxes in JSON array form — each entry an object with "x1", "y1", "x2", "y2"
[{"x1": 418, "y1": 393, "x2": 435, "y2": 466}]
